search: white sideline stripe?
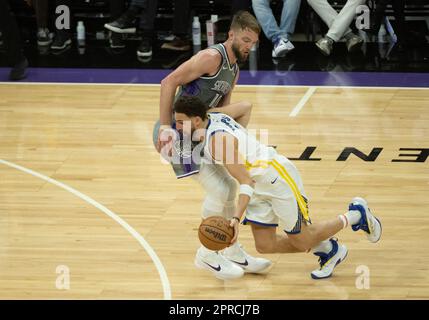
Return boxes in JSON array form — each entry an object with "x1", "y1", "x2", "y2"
[
  {"x1": 0, "y1": 158, "x2": 172, "y2": 300},
  {"x1": 1, "y1": 81, "x2": 429, "y2": 90},
  {"x1": 289, "y1": 86, "x2": 316, "y2": 117}
]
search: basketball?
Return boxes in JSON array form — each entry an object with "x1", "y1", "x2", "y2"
[{"x1": 198, "y1": 216, "x2": 234, "y2": 251}]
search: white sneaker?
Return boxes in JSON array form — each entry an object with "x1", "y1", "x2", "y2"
[
  {"x1": 194, "y1": 246, "x2": 244, "y2": 280},
  {"x1": 311, "y1": 238, "x2": 348, "y2": 280},
  {"x1": 272, "y1": 38, "x2": 295, "y2": 58},
  {"x1": 223, "y1": 243, "x2": 272, "y2": 274},
  {"x1": 349, "y1": 197, "x2": 382, "y2": 243}
]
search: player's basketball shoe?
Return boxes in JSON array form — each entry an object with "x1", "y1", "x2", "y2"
[
  {"x1": 223, "y1": 243, "x2": 272, "y2": 274},
  {"x1": 349, "y1": 197, "x2": 382, "y2": 243},
  {"x1": 311, "y1": 238, "x2": 348, "y2": 280},
  {"x1": 194, "y1": 246, "x2": 244, "y2": 280}
]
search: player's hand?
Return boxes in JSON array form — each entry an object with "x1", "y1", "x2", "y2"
[
  {"x1": 156, "y1": 125, "x2": 173, "y2": 155},
  {"x1": 229, "y1": 217, "x2": 240, "y2": 245}
]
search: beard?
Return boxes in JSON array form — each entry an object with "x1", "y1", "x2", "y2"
[{"x1": 232, "y1": 42, "x2": 248, "y2": 63}]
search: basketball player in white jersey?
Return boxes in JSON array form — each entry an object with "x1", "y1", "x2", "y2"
[
  {"x1": 173, "y1": 96, "x2": 382, "y2": 279},
  {"x1": 154, "y1": 11, "x2": 271, "y2": 280}
]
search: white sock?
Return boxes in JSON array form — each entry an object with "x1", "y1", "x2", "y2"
[
  {"x1": 312, "y1": 240, "x2": 332, "y2": 254},
  {"x1": 344, "y1": 210, "x2": 361, "y2": 226}
]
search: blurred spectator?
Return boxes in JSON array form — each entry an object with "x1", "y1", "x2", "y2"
[
  {"x1": 104, "y1": 0, "x2": 158, "y2": 58},
  {"x1": 252, "y1": 0, "x2": 301, "y2": 58},
  {"x1": 24, "y1": 0, "x2": 51, "y2": 46},
  {"x1": 308, "y1": 0, "x2": 365, "y2": 56},
  {"x1": 367, "y1": 0, "x2": 406, "y2": 48},
  {"x1": 161, "y1": 0, "x2": 191, "y2": 51},
  {"x1": 0, "y1": 0, "x2": 28, "y2": 80}
]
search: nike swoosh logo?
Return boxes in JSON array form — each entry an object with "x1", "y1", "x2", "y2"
[
  {"x1": 271, "y1": 177, "x2": 278, "y2": 184},
  {"x1": 230, "y1": 259, "x2": 249, "y2": 267},
  {"x1": 204, "y1": 262, "x2": 221, "y2": 271}
]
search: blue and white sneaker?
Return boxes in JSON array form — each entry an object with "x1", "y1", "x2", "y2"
[
  {"x1": 311, "y1": 238, "x2": 348, "y2": 280},
  {"x1": 349, "y1": 197, "x2": 382, "y2": 243},
  {"x1": 272, "y1": 38, "x2": 295, "y2": 58}
]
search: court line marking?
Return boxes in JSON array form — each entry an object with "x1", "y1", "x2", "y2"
[
  {"x1": 289, "y1": 86, "x2": 316, "y2": 117},
  {"x1": 1, "y1": 82, "x2": 429, "y2": 90},
  {"x1": 0, "y1": 158, "x2": 172, "y2": 300}
]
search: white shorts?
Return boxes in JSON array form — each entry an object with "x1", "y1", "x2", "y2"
[{"x1": 243, "y1": 155, "x2": 311, "y2": 234}]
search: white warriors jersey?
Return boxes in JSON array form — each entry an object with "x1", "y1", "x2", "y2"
[{"x1": 203, "y1": 112, "x2": 277, "y2": 176}]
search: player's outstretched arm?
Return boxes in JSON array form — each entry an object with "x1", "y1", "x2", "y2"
[{"x1": 157, "y1": 49, "x2": 222, "y2": 152}]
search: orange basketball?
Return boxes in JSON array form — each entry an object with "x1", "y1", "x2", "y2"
[{"x1": 198, "y1": 216, "x2": 234, "y2": 251}]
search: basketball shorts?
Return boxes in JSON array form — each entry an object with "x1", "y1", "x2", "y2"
[{"x1": 242, "y1": 154, "x2": 312, "y2": 234}]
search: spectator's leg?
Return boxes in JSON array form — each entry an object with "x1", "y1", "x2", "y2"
[
  {"x1": 34, "y1": 0, "x2": 51, "y2": 46},
  {"x1": 279, "y1": 0, "x2": 302, "y2": 39},
  {"x1": 110, "y1": 0, "x2": 126, "y2": 19},
  {"x1": 325, "y1": 0, "x2": 365, "y2": 42},
  {"x1": 231, "y1": 0, "x2": 252, "y2": 14},
  {"x1": 369, "y1": 0, "x2": 389, "y2": 35},
  {"x1": 252, "y1": 0, "x2": 282, "y2": 42},
  {"x1": 0, "y1": 0, "x2": 24, "y2": 65},
  {"x1": 0, "y1": 0, "x2": 28, "y2": 80},
  {"x1": 172, "y1": 0, "x2": 190, "y2": 39},
  {"x1": 391, "y1": 0, "x2": 406, "y2": 43},
  {"x1": 135, "y1": 0, "x2": 158, "y2": 58}
]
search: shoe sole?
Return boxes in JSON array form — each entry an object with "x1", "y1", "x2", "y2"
[
  {"x1": 104, "y1": 24, "x2": 136, "y2": 34},
  {"x1": 51, "y1": 39, "x2": 72, "y2": 50},
  {"x1": 194, "y1": 259, "x2": 243, "y2": 280},
  {"x1": 311, "y1": 247, "x2": 348, "y2": 280},
  {"x1": 137, "y1": 50, "x2": 152, "y2": 57},
  {"x1": 38, "y1": 40, "x2": 52, "y2": 46}
]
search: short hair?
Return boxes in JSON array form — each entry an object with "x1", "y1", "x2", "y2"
[
  {"x1": 230, "y1": 11, "x2": 261, "y2": 35},
  {"x1": 174, "y1": 96, "x2": 208, "y2": 120}
]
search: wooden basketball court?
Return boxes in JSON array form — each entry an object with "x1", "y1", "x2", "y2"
[{"x1": 0, "y1": 83, "x2": 428, "y2": 299}]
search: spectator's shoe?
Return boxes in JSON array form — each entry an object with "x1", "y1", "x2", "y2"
[
  {"x1": 223, "y1": 243, "x2": 272, "y2": 274},
  {"x1": 315, "y1": 37, "x2": 334, "y2": 56},
  {"x1": 9, "y1": 57, "x2": 28, "y2": 81},
  {"x1": 109, "y1": 32, "x2": 126, "y2": 49},
  {"x1": 272, "y1": 38, "x2": 294, "y2": 58},
  {"x1": 195, "y1": 246, "x2": 244, "y2": 280},
  {"x1": 51, "y1": 31, "x2": 72, "y2": 50},
  {"x1": 345, "y1": 33, "x2": 364, "y2": 52},
  {"x1": 37, "y1": 28, "x2": 52, "y2": 46},
  {"x1": 311, "y1": 238, "x2": 348, "y2": 280},
  {"x1": 137, "y1": 39, "x2": 152, "y2": 57},
  {"x1": 104, "y1": 11, "x2": 136, "y2": 34},
  {"x1": 349, "y1": 197, "x2": 382, "y2": 243},
  {"x1": 161, "y1": 37, "x2": 191, "y2": 51}
]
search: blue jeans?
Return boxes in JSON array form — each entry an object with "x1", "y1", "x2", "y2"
[{"x1": 252, "y1": 0, "x2": 301, "y2": 43}]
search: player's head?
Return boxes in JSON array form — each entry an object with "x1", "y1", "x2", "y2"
[
  {"x1": 228, "y1": 11, "x2": 260, "y2": 62},
  {"x1": 174, "y1": 96, "x2": 208, "y2": 136}
]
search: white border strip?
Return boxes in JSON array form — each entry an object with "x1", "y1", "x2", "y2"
[
  {"x1": 0, "y1": 158, "x2": 172, "y2": 300},
  {"x1": 289, "y1": 86, "x2": 316, "y2": 117},
  {"x1": 0, "y1": 81, "x2": 428, "y2": 90}
]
